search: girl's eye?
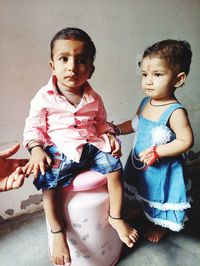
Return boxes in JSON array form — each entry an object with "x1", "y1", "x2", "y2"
[
  {"x1": 141, "y1": 72, "x2": 147, "y2": 77},
  {"x1": 155, "y1": 73, "x2": 162, "y2": 77}
]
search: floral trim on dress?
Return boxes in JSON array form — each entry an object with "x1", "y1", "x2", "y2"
[{"x1": 151, "y1": 125, "x2": 172, "y2": 146}]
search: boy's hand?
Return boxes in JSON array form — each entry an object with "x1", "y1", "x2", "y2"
[{"x1": 23, "y1": 147, "x2": 52, "y2": 179}]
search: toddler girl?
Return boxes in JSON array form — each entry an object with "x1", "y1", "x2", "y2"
[{"x1": 113, "y1": 39, "x2": 194, "y2": 243}]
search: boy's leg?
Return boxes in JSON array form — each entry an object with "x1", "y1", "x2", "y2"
[
  {"x1": 43, "y1": 189, "x2": 71, "y2": 265},
  {"x1": 107, "y1": 170, "x2": 139, "y2": 248}
]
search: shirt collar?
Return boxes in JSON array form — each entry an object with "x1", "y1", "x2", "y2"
[
  {"x1": 46, "y1": 76, "x2": 96, "y2": 104},
  {"x1": 46, "y1": 76, "x2": 59, "y2": 95}
]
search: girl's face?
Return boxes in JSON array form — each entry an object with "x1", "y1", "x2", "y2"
[
  {"x1": 141, "y1": 56, "x2": 178, "y2": 100},
  {"x1": 50, "y1": 39, "x2": 94, "y2": 93}
]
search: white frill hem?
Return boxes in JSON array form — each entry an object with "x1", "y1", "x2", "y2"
[
  {"x1": 144, "y1": 212, "x2": 188, "y2": 232},
  {"x1": 124, "y1": 181, "x2": 192, "y2": 211}
]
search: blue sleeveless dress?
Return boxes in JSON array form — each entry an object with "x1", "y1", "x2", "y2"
[{"x1": 124, "y1": 97, "x2": 191, "y2": 231}]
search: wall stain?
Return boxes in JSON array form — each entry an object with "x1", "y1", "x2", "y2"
[
  {"x1": 20, "y1": 194, "x2": 43, "y2": 210},
  {"x1": 5, "y1": 209, "x2": 14, "y2": 216}
]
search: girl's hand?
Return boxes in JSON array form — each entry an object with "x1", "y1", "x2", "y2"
[
  {"x1": 139, "y1": 146, "x2": 160, "y2": 168},
  {"x1": 108, "y1": 135, "x2": 122, "y2": 158},
  {"x1": 23, "y1": 147, "x2": 52, "y2": 179}
]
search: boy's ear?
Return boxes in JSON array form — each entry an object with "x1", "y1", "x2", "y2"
[
  {"x1": 174, "y1": 72, "x2": 187, "y2": 88},
  {"x1": 88, "y1": 65, "x2": 95, "y2": 79},
  {"x1": 50, "y1": 60, "x2": 55, "y2": 74}
]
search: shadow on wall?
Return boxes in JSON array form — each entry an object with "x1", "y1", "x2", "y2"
[{"x1": 185, "y1": 149, "x2": 200, "y2": 234}]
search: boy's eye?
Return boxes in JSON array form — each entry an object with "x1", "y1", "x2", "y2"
[
  {"x1": 76, "y1": 58, "x2": 87, "y2": 64},
  {"x1": 59, "y1": 57, "x2": 68, "y2": 62}
]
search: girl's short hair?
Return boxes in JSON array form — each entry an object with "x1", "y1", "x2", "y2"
[{"x1": 141, "y1": 39, "x2": 192, "y2": 75}]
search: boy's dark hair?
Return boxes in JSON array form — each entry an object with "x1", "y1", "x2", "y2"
[
  {"x1": 141, "y1": 39, "x2": 192, "y2": 75},
  {"x1": 50, "y1": 27, "x2": 96, "y2": 62}
]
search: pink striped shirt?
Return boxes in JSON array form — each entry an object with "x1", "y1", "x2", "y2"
[{"x1": 23, "y1": 76, "x2": 113, "y2": 162}]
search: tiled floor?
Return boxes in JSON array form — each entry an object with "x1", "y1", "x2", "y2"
[{"x1": 0, "y1": 209, "x2": 199, "y2": 266}]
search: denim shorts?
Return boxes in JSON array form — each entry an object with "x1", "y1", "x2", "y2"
[{"x1": 34, "y1": 144, "x2": 122, "y2": 190}]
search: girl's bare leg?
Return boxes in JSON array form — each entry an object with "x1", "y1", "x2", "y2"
[
  {"x1": 43, "y1": 189, "x2": 71, "y2": 265},
  {"x1": 107, "y1": 170, "x2": 139, "y2": 247}
]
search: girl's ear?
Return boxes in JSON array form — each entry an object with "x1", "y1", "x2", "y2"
[{"x1": 174, "y1": 72, "x2": 187, "y2": 88}]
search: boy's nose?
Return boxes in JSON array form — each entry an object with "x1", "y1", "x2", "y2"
[{"x1": 67, "y1": 59, "x2": 76, "y2": 71}]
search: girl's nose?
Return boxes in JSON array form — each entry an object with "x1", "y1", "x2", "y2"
[{"x1": 146, "y1": 75, "x2": 153, "y2": 84}]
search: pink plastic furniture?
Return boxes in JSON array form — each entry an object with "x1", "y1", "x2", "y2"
[{"x1": 46, "y1": 170, "x2": 123, "y2": 266}]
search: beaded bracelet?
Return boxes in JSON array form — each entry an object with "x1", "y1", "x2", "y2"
[
  {"x1": 143, "y1": 146, "x2": 160, "y2": 170},
  {"x1": 111, "y1": 122, "x2": 122, "y2": 135}
]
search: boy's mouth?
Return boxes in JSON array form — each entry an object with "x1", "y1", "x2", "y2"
[{"x1": 66, "y1": 75, "x2": 77, "y2": 80}]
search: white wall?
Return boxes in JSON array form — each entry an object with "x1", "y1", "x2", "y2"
[{"x1": 0, "y1": 0, "x2": 200, "y2": 219}]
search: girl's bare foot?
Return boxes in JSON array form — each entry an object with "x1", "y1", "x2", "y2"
[
  {"x1": 145, "y1": 225, "x2": 168, "y2": 243},
  {"x1": 51, "y1": 230, "x2": 71, "y2": 265},
  {"x1": 108, "y1": 214, "x2": 139, "y2": 248}
]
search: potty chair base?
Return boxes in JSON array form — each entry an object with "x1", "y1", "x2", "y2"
[{"x1": 47, "y1": 171, "x2": 123, "y2": 266}]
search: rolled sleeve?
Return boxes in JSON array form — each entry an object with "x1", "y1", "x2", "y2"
[
  {"x1": 95, "y1": 96, "x2": 114, "y2": 134},
  {"x1": 23, "y1": 97, "x2": 48, "y2": 148}
]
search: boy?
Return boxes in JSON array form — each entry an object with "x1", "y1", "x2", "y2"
[{"x1": 23, "y1": 28, "x2": 138, "y2": 265}]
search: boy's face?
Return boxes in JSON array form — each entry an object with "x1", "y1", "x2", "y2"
[
  {"x1": 141, "y1": 56, "x2": 178, "y2": 100},
  {"x1": 50, "y1": 39, "x2": 94, "y2": 92}
]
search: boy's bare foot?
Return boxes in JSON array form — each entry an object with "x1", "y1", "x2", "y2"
[
  {"x1": 145, "y1": 225, "x2": 168, "y2": 243},
  {"x1": 108, "y1": 214, "x2": 139, "y2": 248},
  {"x1": 51, "y1": 230, "x2": 71, "y2": 265}
]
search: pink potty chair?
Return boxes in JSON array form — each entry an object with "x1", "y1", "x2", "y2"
[{"x1": 46, "y1": 170, "x2": 123, "y2": 266}]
